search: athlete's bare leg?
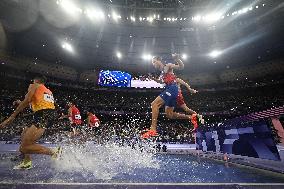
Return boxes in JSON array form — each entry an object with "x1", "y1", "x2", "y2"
[
  {"x1": 165, "y1": 107, "x2": 191, "y2": 120},
  {"x1": 19, "y1": 125, "x2": 54, "y2": 162},
  {"x1": 180, "y1": 104, "x2": 197, "y2": 115},
  {"x1": 150, "y1": 96, "x2": 165, "y2": 131},
  {"x1": 73, "y1": 127, "x2": 77, "y2": 136},
  {"x1": 20, "y1": 127, "x2": 31, "y2": 162},
  {"x1": 180, "y1": 104, "x2": 204, "y2": 125}
]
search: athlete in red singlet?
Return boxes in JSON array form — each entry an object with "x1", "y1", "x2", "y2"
[
  {"x1": 67, "y1": 102, "x2": 82, "y2": 136},
  {"x1": 87, "y1": 111, "x2": 100, "y2": 129}
]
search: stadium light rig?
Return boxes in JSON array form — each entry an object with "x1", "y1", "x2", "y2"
[
  {"x1": 112, "y1": 12, "x2": 121, "y2": 22},
  {"x1": 181, "y1": 54, "x2": 188, "y2": 60},
  {"x1": 62, "y1": 42, "x2": 74, "y2": 53},
  {"x1": 209, "y1": 50, "x2": 222, "y2": 58},
  {"x1": 203, "y1": 13, "x2": 222, "y2": 23},
  {"x1": 85, "y1": 8, "x2": 105, "y2": 21},
  {"x1": 57, "y1": 0, "x2": 82, "y2": 15},
  {"x1": 55, "y1": 0, "x2": 264, "y2": 25},
  {"x1": 142, "y1": 54, "x2": 152, "y2": 60},
  {"x1": 116, "y1": 51, "x2": 122, "y2": 59},
  {"x1": 130, "y1": 16, "x2": 136, "y2": 22},
  {"x1": 192, "y1": 15, "x2": 201, "y2": 22}
]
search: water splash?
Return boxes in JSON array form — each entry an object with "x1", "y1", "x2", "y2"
[{"x1": 52, "y1": 142, "x2": 160, "y2": 180}]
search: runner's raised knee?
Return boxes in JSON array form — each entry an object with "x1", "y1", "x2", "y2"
[
  {"x1": 166, "y1": 111, "x2": 174, "y2": 119},
  {"x1": 151, "y1": 101, "x2": 160, "y2": 110}
]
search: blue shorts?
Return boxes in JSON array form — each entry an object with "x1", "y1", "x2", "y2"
[{"x1": 159, "y1": 83, "x2": 179, "y2": 108}]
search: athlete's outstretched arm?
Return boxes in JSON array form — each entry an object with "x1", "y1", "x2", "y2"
[
  {"x1": 0, "y1": 84, "x2": 37, "y2": 128},
  {"x1": 176, "y1": 78, "x2": 197, "y2": 93},
  {"x1": 170, "y1": 54, "x2": 184, "y2": 70}
]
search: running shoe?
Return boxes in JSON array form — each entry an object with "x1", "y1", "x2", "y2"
[
  {"x1": 52, "y1": 146, "x2": 62, "y2": 160},
  {"x1": 191, "y1": 114, "x2": 204, "y2": 132},
  {"x1": 141, "y1": 129, "x2": 158, "y2": 139},
  {"x1": 13, "y1": 160, "x2": 32, "y2": 170}
]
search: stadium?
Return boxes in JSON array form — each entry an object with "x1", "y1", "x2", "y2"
[{"x1": 0, "y1": 0, "x2": 284, "y2": 188}]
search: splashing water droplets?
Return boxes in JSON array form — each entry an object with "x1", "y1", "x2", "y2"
[{"x1": 53, "y1": 142, "x2": 160, "y2": 180}]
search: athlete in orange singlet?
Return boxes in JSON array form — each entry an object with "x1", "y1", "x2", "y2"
[{"x1": 0, "y1": 76, "x2": 62, "y2": 169}]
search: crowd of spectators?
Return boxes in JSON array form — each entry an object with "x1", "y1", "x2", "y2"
[{"x1": 0, "y1": 69, "x2": 283, "y2": 143}]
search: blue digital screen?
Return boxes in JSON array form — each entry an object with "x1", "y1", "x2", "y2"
[{"x1": 98, "y1": 70, "x2": 132, "y2": 87}]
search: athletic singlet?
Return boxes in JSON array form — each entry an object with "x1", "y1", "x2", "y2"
[
  {"x1": 69, "y1": 106, "x2": 82, "y2": 125},
  {"x1": 31, "y1": 84, "x2": 55, "y2": 112},
  {"x1": 162, "y1": 72, "x2": 176, "y2": 85},
  {"x1": 89, "y1": 113, "x2": 100, "y2": 127}
]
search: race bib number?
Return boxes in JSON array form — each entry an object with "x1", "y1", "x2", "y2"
[
  {"x1": 43, "y1": 93, "x2": 54, "y2": 103},
  {"x1": 75, "y1": 114, "x2": 81, "y2": 120}
]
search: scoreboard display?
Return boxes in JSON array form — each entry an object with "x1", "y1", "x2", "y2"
[
  {"x1": 98, "y1": 70, "x2": 164, "y2": 88},
  {"x1": 98, "y1": 70, "x2": 131, "y2": 87}
]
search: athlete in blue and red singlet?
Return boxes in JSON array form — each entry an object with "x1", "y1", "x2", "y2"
[
  {"x1": 149, "y1": 76, "x2": 204, "y2": 132},
  {"x1": 142, "y1": 54, "x2": 203, "y2": 139}
]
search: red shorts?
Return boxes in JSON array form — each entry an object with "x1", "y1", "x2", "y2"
[{"x1": 177, "y1": 91, "x2": 185, "y2": 107}]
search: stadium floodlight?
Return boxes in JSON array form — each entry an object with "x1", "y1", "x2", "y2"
[
  {"x1": 62, "y1": 42, "x2": 73, "y2": 53},
  {"x1": 256, "y1": 5, "x2": 258, "y2": 9},
  {"x1": 139, "y1": 17, "x2": 142, "y2": 21},
  {"x1": 149, "y1": 17, "x2": 153, "y2": 23},
  {"x1": 112, "y1": 12, "x2": 121, "y2": 21},
  {"x1": 193, "y1": 15, "x2": 201, "y2": 22},
  {"x1": 238, "y1": 8, "x2": 248, "y2": 14},
  {"x1": 232, "y1": 11, "x2": 238, "y2": 16},
  {"x1": 116, "y1": 51, "x2": 122, "y2": 59},
  {"x1": 181, "y1": 54, "x2": 188, "y2": 60},
  {"x1": 58, "y1": 0, "x2": 82, "y2": 15},
  {"x1": 130, "y1": 16, "x2": 135, "y2": 22},
  {"x1": 85, "y1": 8, "x2": 105, "y2": 21},
  {"x1": 209, "y1": 50, "x2": 222, "y2": 58},
  {"x1": 242, "y1": 8, "x2": 249, "y2": 13},
  {"x1": 142, "y1": 54, "x2": 152, "y2": 60},
  {"x1": 203, "y1": 13, "x2": 222, "y2": 23}
]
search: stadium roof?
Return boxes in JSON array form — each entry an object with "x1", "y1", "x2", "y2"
[{"x1": 0, "y1": 0, "x2": 283, "y2": 74}]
